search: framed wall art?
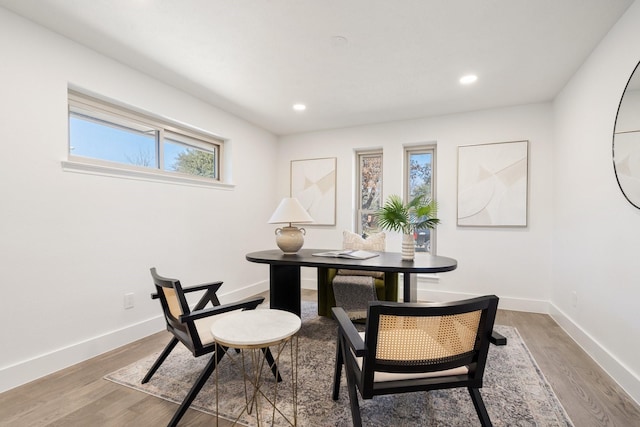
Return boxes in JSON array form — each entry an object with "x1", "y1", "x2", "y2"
[
  {"x1": 290, "y1": 157, "x2": 336, "y2": 225},
  {"x1": 457, "y1": 140, "x2": 528, "y2": 227}
]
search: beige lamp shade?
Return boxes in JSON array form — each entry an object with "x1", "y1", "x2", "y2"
[
  {"x1": 268, "y1": 198, "x2": 314, "y2": 254},
  {"x1": 268, "y1": 197, "x2": 314, "y2": 225}
]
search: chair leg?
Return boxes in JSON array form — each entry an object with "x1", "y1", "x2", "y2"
[
  {"x1": 167, "y1": 344, "x2": 226, "y2": 427},
  {"x1": 340, "y1": 338, "x2": 363, "y2": 427},
  {"x1": 468, "y1": 387, "x2": 492, "y2": 427},
  {"x1": 142, "y1": 337, "x2": 179, "y2": 384},
  {"x1": 332, "y1": 336, "x2": 343, "y2": 400},
  {"x1": 261, "y1": 347, "x2": 283, "y2": 382}
]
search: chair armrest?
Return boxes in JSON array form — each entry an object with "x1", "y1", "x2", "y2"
[
  {"x1": 180, "y1": 296, "x2": 265, "y2": 322},
  {"x1": 150, "y1": 281, "x2": 223, "y2": 300},
  {"x1": 182, "y1": 281, "x2": 223, "y2": 293},
  {"x1": 332, "y1": 306, "x2": 366, "y2": 357},
  {"x1": 185, "y1": 281, "x2": 224, "y2": 309}
]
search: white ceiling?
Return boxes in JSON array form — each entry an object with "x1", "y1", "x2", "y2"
[{"x1": 1, "y1": 0, "x2": 634, "y2": 135}]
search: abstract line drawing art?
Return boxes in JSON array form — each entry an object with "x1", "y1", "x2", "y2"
[
  {"x1": 291, "y1": 157, "x2": 336, "y2": 225},
  {"x1": 457, "y1": 140, "x2": 528, "y2": 227}
]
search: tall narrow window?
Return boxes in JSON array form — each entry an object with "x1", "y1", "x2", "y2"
[
  {"x1": 356, "y1": 150, "x2": 383, "y2": 236},
  {"x1": 68, "y1": 90, "x2": 223, "y2": 181},
  {"x1": 405, "y1": 145, "x2": 436, "y2": 253}
]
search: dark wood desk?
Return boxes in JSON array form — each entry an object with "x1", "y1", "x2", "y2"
[
  {"x1": 246, "y1": 248, "x2": 506, "y2": 346},
  {"x1": 246, "y1": 249, "x2": 457, "y2": 316}
]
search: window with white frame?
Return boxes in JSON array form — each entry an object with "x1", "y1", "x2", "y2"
[
  {"x1": 356, "y1": 150, "x2": 383, "y2": 237},
  {"x1": 404, "y1": 145, "x2": 436, "y2": 253},
  {"x1": 68, "y1": 90, "x2": 222, "y2": 181}
]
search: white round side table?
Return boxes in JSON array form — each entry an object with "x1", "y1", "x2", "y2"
[{"x1": 210, "y1": 309, "x2": 301, "y2": 426}]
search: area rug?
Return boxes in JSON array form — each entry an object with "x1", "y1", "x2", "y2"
[{"x1": 105, "y1": 302, "x2": 573, "y2": 426}]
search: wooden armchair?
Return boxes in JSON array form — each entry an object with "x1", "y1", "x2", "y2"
[
  {"x1": 332, "y1": 295, "x2": 499, "y2": 426},
  {"x1": 144, "y1": 268, "x2": 280, "y2": 427}
]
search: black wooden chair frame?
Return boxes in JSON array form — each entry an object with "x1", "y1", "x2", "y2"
[
  {"x1": 144, "y1": 268, "x2": 280, "y2": 427},
  {"x1": 332, "y1": 295, "x2": 499, "y2": 427}
]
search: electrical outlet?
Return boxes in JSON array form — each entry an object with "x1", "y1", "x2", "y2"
[
  {"x1": 571, "y1": 291, "x2": 578, "y2": 308},
  {"x1": 124, "y1": 292, "x2": 135, "y2": 309}
]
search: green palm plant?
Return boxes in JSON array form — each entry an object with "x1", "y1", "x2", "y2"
[{"x1": 377, "y1": 193, "x2": 440, "y2": 235}]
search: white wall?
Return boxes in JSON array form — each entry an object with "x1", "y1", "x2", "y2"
[
  {"x1": 278, "y1": 103, "x2": 554, "y2": 312},
  {"x1": 3, "y1": 0, "x2": 640, "y2": 406},
  {"x1": 551, "y1": 0, "x2": 640, "y2": 404},
  {"x1": 0, "y1": 8, "x2": 276, "y2": 392}
]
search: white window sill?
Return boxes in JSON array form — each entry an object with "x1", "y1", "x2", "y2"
[{"x1": 61, "y1": 159, "x2": 235, "y2": 190}]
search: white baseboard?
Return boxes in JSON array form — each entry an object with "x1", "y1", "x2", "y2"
[
  {"x1": 412, "y1": 286, "x2": 551, "y2": 313},
  {"x1": 304, "y1": 276, "x2": 551, "y2": 313},
  {"x1": 0, "y1": 316, "x2": 165, "y2": 394},
  {"x1": 218, "y1": 280, "x2": 269, "y2": 302},
  {"x1": 549, "y1": 303, "x2": 640, "y2": 406},
  {"x1": 0, "y1": 280, "x2": 271, "y2": 395}
]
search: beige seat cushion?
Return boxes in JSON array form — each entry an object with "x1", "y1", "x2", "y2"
[
  {"x1": 194, "y1": 310, "x2": 241, "y2": 345},
  {"x1": 353, "y1": 332, "x2": 469, "y2": 382}
]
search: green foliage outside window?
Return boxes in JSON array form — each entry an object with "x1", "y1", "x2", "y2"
[{"x1": 173, "y1": 149, "x2": 215, "y2": 178}]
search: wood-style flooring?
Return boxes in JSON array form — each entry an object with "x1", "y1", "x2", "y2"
[{"x1": 1, "y1": 290, "x2": 639, "y2": 426}]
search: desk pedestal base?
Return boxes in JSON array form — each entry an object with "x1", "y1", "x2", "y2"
[{"x1": 270, "y1": 265, "x2": 301, "y2": 316}]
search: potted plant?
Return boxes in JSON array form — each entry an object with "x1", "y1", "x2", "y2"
[{"x1": 377, "y1": 193, "x2": 440, "y2": 260}]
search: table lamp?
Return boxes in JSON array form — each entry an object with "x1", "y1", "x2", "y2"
[{"x1": 268, "y1": 197, "x2": 314, "y2": 254}]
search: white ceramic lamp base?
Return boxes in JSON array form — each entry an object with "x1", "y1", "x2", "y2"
[{"x1": 274, "y1": 226, "x2": 306, "y2": 254}]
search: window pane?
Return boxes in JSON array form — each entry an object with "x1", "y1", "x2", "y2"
[
  {"x1": 163, "y1": 138, "x2": 216, "y2": 179},
  {"x1": 68, "y1": 91, "x2": 225, "y2": 183},
  {"x1": 69, "y1": 113, "x2": 157, "y2": 168},
  {"x1": 361, "y1": 212, "x2": 380, "y2": 237},
  {"x1": 406, "y1": 149, "x2": 434, "y2": 252},
  {"x1": 357, "y1": 152, "x2": 383, "y2": 236},
  {"x1": 408, "y1": 152, "x2": 432, "y2": 199}
]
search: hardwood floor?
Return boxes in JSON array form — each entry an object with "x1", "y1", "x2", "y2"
[
  {"x1": 495, "y1": 309, "x2": 640, "y2": 427},
  {"x1": 1, "y1": 290, "x2": 639, "y2": 426}
]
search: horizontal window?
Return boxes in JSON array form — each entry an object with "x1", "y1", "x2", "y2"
[{"x1": 68, "y1": 90, "x2": 223, "y2": 183}]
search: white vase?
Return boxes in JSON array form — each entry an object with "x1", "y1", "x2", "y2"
[
  {"x1": 402, "y1": 233, "x2": 415, "y2": 261},
  {"x1": 274, "y1": 226, "x2": 306, "y2": 254}
]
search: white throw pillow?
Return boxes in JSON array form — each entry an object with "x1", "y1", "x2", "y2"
[{"x1": 342, "y1": 230, "x2": 386, "y2": 251}]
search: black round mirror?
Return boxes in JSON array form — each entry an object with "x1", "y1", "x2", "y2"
[{"x1": 613, "y1": 61, "x2": 640, "y2": 209}]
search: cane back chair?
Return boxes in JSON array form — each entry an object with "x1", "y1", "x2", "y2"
[
  {"x1": 332, "y1": 295, "x2": 499, "y2": 426},
  {"x1": 144, "y1": 268, "x2": 280, "y2": 426}
]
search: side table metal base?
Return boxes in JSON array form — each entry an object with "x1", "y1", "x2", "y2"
[
  {"x1": 215, "y1": 336, "x2": 298, "y2": 426},
  {"x1": 210, "y1": 309, "x2": 301, "y2": 427}
]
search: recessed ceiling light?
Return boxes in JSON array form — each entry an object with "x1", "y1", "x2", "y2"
[
  {"x1": 460, "y1": 74, "x2": 478, "y2": 85},
  {"x1": 292, "y1": 103, "x2": 307, "y2": 112},
  {"x1": 331, "y1": 35, "x2": 349, "y2": 47}
]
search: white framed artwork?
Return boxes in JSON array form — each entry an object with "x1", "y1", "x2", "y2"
[
  {"x1": 457, "y1": 140, "x2": 528, "y2": 227},
  {"x1": 290, "y1": 157, "x2": 336, "y2": 225}
]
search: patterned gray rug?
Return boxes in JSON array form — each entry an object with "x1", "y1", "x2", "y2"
[{"x1": 105, "y1": 302, "x2": 573, "y2": 426}]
